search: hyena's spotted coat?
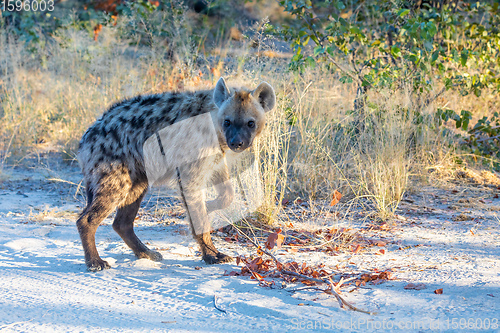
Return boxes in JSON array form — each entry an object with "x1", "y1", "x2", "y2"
[{"x1": 77, "y1": 78, "x2": 276, "y2": 271}]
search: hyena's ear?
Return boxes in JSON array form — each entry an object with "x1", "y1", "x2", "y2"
[
  {"x1": 252, "y1": 82, "x2": 276, "y2": 112},
  {"x1": 213, "y1": 77, "x2": 231, "y2": 108}
]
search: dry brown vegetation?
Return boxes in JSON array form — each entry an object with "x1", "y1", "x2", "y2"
[{"x1": 0, "y1": 5, "x2": 494, "y2": 222}]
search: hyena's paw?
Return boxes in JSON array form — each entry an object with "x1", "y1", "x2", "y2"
[
  {"x1": 203, "y1": 252, "x2": 233, "y2": 265},
  {"x1": 87, "y1": 258, "x2": 111, "y2": 272},
  {"x1": 136, "y1": 250, "x2": 163, "y2": 262}
]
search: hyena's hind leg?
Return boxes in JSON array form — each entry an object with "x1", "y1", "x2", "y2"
[
  {"x1": 85, "y1": 186, "x2": 94, "y2": 207},
  {"x1": 77, "y1": 178, "x2": 130, "y2": 271},
  {"x1": 112, "y1": 184, "x2": 163, "y2": 262}
]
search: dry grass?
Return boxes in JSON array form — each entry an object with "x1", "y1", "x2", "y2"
[
  {"x1": 273, "y1": 73, "x2": 462, "y2": 220},
  {"x1": 0, "y1": 13, "x2": 483, "y2": 222},
  {"x1": 252, "y1": 79, "x2": 292, "y2": 223},
  {"x1": 28, "y1": 206, "x2": 78, "y2": 223},
  {"x1": 0, "y1": 10, "x2": 209, "y2": 154},
  {"x1": 353, "y1": 88, "x2": 414, "y2": 219}
]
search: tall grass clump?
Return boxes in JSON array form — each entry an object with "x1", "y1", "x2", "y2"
[
  {"x1": 281, "y1": 70, "x2": 456, "y2": 219},
  {"x1": 285, "y1": 73, "x2": 354, "y2": 202},
  {"x1": 253, "y1": 80, "x2": 292, "y2": 223},
  {"x1": 353, "y1": 88, "x2": 414, "y2": 219}
]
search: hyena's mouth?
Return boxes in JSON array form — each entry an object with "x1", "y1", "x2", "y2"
[{"x1": 229, "y1": 146, "x2": 247, "y2": 153}]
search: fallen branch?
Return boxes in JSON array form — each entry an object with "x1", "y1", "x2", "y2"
[{"x1": 228, "y1": 220, "x2": 374, "y2": 314}]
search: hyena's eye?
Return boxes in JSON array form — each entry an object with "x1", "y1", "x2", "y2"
[
  {"x1": 224, "y1": 120, "x2": 231, "y2": 127},
  {"x1": 247, "y1": 121, "x2": 255, "y2": 128}
]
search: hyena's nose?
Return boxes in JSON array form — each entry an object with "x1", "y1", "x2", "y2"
[{"x1": 229, "y1": 139, "x2": 244, "y2": 149}]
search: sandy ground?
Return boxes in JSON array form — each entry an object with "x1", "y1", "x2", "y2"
[{"x1": 0, "y1": 160, "x2": 499, "y2": 332}]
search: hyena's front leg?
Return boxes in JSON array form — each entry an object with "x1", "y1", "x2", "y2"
[
  {"x1": 178, "y1": 174, "x2": 232, "y2": 264},
  {"x1": 206, "y1": 164, "x2": 234, "y2": 214}
]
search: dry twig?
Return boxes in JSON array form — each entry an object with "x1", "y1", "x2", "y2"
[
  {"x1": 213, "y1": 295, "x2": 227, "y2": 313},
  {"x1": 281, "y1": 270, "x2": 374, "y2": 314}
]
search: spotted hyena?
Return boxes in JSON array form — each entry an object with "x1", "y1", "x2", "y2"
[{"x1": 77, "y1": 77, "x2": 276, "y2": 271}]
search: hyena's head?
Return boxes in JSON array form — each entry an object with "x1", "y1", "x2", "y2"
[{"x1": 213, "y1": 77, "x2": 276, "y2": 153}]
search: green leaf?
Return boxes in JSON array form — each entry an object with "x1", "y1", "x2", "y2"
[
  {"x1": 305, "y1": 56, "x2": 316, "y2": 68},
  {"x1": 470, "y1": 24, "x2": 476, "y2": 35},
  {"x1": 451, "y1": 49, "x2": 459, "y2": 63},
  {"x1": 362, "y1": 75, "x2": 371, "y2": 87},
  {"x1": 408, "y1": 53, "x2": 419, "y2": 64},
  {"x1": 460, "y1": 110, "x2": 472, "y2": 131},
  {"x1": 423, "y1": 40, "x2": 433, "y2": 51},
  {"x1": 426, "y1": 21, "x2": 437, "y2": 37},
  {"x1": 391, "y1": 45, "x2": 401, "y2": 58},
  {"x1": 474, "y1": 87, "x2": 482, "y2": 97},
  {"x1": 398, "y1": 9, "x2": 410, "y2": 18},
  {"x1": 451, "y1": 112, "x2": 461, "y2": 122},
  {"x1": 431, "y1": 50, "x2": 439, "y2": 64},
  {"x1": 339, "y1": 75, "x2": 353, "y2": 84},
  {"x1": 462, "y1": 119, "x2": 469, "y2": 131},
  {"x1": 313, "y1": 46, "x2": 324, "y2": 56},
  {"x1": 335, "y1": 1, "x2": 345, "y2": 10},
  {"x1": 460, "y1": 50, "x2": 468, "y2": 67},
  {"x1": 350, "y1": 26, "x2": 362, "y2": 35},
  {"x1": 310, "y1": 34, "x2": 319, "y2": 45}
]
